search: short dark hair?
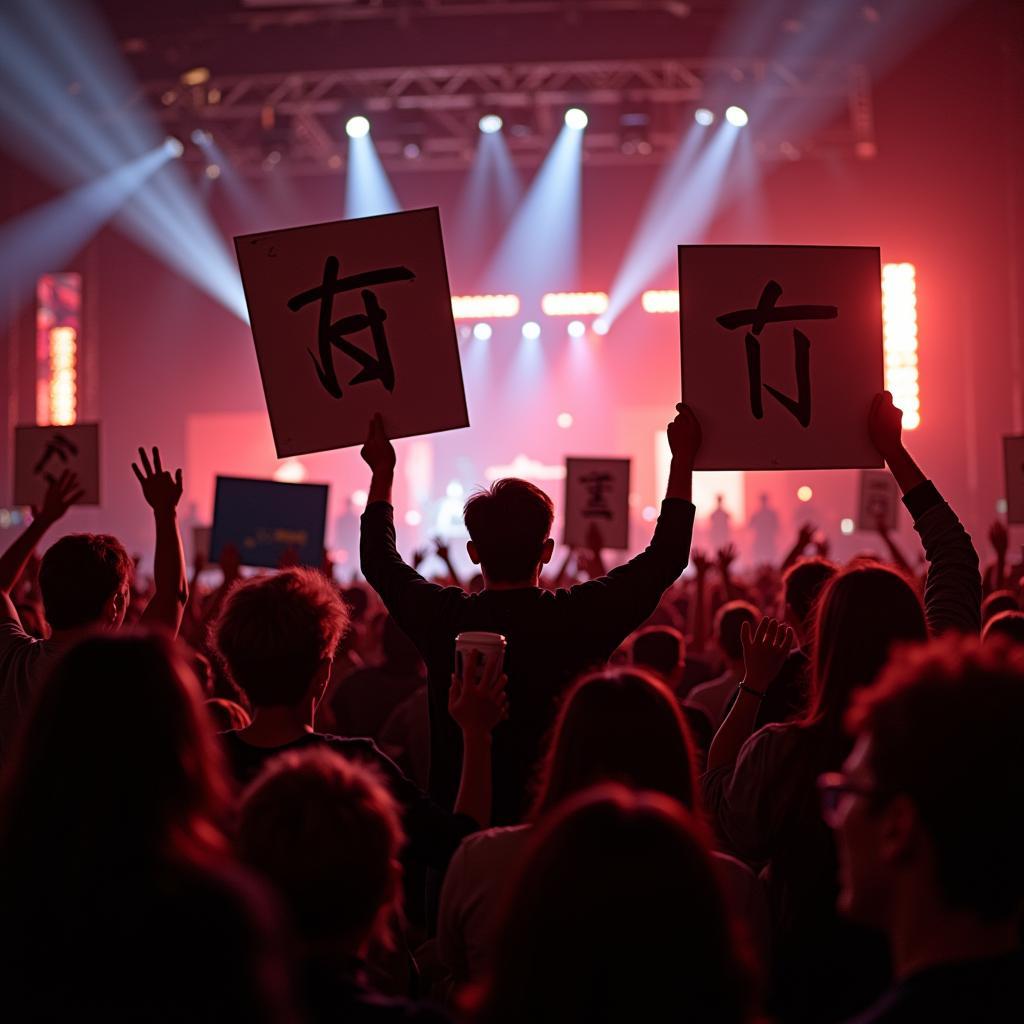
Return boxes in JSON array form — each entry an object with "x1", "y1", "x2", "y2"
[
  {"x1": 630, "y1": 626, "x2": 685, "y2": 678},
  {"x1": 210, "y1": 568, "x2": 350, "y2": 708},
  {"x1": 237, "y1": 748, "x2": 403, "y2": 950},
  {"x1": 38, "y1": 534, "x2": 133, "y2": 630},
  {"x1": 463, "y1": 478, "x2": 554, "y2": 583},
  {"x1": 983, "y1": 610, "x2": 1024, "y2": 645},
  {"x1": 783, "y1": 557, "x2": 837, "y2": 629},
  {"x1": 714, "y1": 601, "x2": 760, "y2": 662},
  {"x1": 847, "y1": 638, "x2": 1024, "y2": 922},
  {"x1": 982, "y1": 589, "x2": 1019, "y2": 625}
]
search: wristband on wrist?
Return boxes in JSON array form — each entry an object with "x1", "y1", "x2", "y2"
[{"x1": 739, "y1": 682, "x2": 766, "y2": 700}]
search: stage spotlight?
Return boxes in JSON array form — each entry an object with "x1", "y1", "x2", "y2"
[
  {"x1": 592, "y1": 318, "x2": 609, "y2": 336},
  {"x1": 564, "y1": 107, "x2": 588, "y2": 130},
  {"x1": 190, "y1": 128, "x2": 212, "y2": 146},
  {"x1": 840, "y1": 518, "x2": 855, "y2": 535},
  {"x1": 479, "y1": 114, "x2": 503, "y2": 134},
  {"x1": 473, "y1": 322, "x2": 493, "y2": 341},
  {"x1": 725, "y1": 105, "x2": 749, "y2": 127},
  {"x1": 402, "y1": 142, "x2": 421, "y2": 160},
  {"x1": 797, "y1": 485, "x2": 813, "y2": 502},
  {"x1": 556, "y1": 412, "x2": 574, "y2": 429},
  {"x1": 163, "y1": 136, "x2": 184, "y2": 158},
  {"x1": 405, "y1": 510, "x2": 423, "y2": 527},
  {"x1": 567, "y1": 320, "x2": 586, "y2": 338},
  {"x1": 522, "y1": 321, "x2": 541, "y2": 339},
  {"x1": 346, "y1": 115, "x2": 371, "y2": 139},
  {"x1": 204, "y1": 163, "x2": 221, "y2": 180},
  {"x1": 694, "y1": 108, "x2": 715, "y2": 126}
]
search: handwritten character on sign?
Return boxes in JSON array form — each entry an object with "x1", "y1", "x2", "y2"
[
  {"x1": 715, "y1": 280, "x2": 837, "y2": 428},
  {"x1": 580, "y1": 471, "x2": 614, "y2": 520},
  {"x1": 33, "y1": 432, "x2": 79, "y2": 484},
  {"x1": 287, "y1": 256, "x2": 415, "y2": 399}
]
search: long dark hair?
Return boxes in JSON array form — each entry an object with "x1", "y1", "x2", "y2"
[
  {"x1": 530, "y1": 668, "x2": 699, "y2": 821},
  {"x1": 0, "y1": 631, "x2": 230, "y2": 878},
  {"x1": 468, "y1": 786, "x2": 753, "y2": 1024}
]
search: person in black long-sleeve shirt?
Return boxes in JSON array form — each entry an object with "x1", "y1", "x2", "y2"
[{"x1": 359, "y1": 404, "x2": 702, "y2": 824}]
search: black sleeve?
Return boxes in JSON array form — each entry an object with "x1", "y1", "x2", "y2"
[
  {"x1": 343, "y1": 738, "x2": 477, "y2": 870},
  {"x1": 562, "y1": 498, "x2": 696, "y2": 648},
  {"x1": 902, "y1": 480, "x2": 982, "y2": 636},
  {"x1": 359, "y1": 501, "x2": 465, "y2": 648}
]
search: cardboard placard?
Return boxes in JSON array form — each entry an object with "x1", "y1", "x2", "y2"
[
  {"x1": 14, "y1": 423, "x2": 100, "y2": 506},
  {"x1": 1003, "y1": 436, "x2": 1024, "y2": 524},
  {"x1": 679, "y1": 245, "x2": 883, "y2": 470},
  {"x1": 235, "y1": 207, "x2": 468, "y2": 457},
  {"x1": 563, "y1": 457, "x2": 631, "y2": 550},
  {"x1": 210, "y1": 476, "x2": 328, "y2": 569},
  {"x1": 857, "y1": 469, "x2": 900, "y2": 531}
]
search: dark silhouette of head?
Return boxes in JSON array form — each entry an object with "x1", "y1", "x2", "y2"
[
  {"x1": 838, "y1": 638, "x2": 1024, "y2": 929},
  {"x1": 715, "y1": 600, "x2": 760, "y2": 664},
  {"x1": 238, "y1": 747, "x2": 403, "y2": 955},
  {"x1": 0, "y1": 631, "x2": 228, "y2": 871},
  {"x1": 38, "y1": 533, "x2": 133, "y2": 631},
  {"x1": 531, "y1": 668, "x2": 698, "y2": 821},
  {"x1": 782, "y1": 557, "x2": 837, "y2": 639},
  {"x1": 983, "y1": 609, "x2": 1024, "y2": 645},
  {"x1": 806, "y1": 561, "x2": 927, "y2": 734},
  {"x1": 463, "y1": 478, "x2": 555, "y2": 585},
  {"x1": 468, "y1": 786, "x2": 753, "y2": 1024},
  {"x1": 630, "y1": 625, "x2": 685, "y2": 681},
  {"x1": 981, "y1": 589, "x2": 1019, "y2": 625},
  {"x1": 211, "y1": 568, "x2": 350, "y2": 709}
]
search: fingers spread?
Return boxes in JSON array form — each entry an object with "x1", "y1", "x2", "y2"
[
  {"x1": 131, "y1": 463, "x2": 146, "y2": 485},
  {"x1": 152, "y1": 447, "x2": 163, "y2": 474},
  {"x1": 137, "y1": 447, "x2": 153, "y2": 476}
]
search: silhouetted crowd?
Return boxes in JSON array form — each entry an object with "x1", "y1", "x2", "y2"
[{"x1": 0, "y1": 393, "x2": 1021, "y2": 1022}]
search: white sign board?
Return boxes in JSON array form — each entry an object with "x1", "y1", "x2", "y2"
[
  {"x1": 679, "y1": 245, "x2": 883, "y2": 470},
  {"x1": 14, "y1": 423, "x2": 100, "y2": 506},
  {"x1": 1003, "y1": 436, "x2": 1024, "y2": 524},
  {"x1": 235, "y1": 207, "x2": 469, "y2": 457},
  {"x1": 563, "y1": 457, "x2": 631, "y2": 550},
  {"x1": 857, "y1": 468, "x2": 900, "y2": 531}
]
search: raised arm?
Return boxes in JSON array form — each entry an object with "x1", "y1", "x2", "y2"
[
  {"x1": 133, "y1": 447, "x2": 188, "y2": 635},
  {"x1": 869, "y1": 391, "x2": 981, "y2": 635},
  {"x1": 0, "y1": 472, "x2": 83, "y2": 623}
]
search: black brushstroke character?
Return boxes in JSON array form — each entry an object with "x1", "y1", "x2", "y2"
[
  {"x1": 715, "y1": 280, "x2": 837, "y2": 428},
  {"x1": 580, "y1": 472, "x2": 614, "y2": 520},
  {"x1": 287, "y1": 256, "x2": 415, "y2": 399},
  {"x1": 33, "y1": 432, "x2": 79, "y2": 484}
]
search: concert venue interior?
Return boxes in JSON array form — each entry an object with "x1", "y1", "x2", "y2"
[{"x1": 1, "y1": 0, "x2": 1020, "y2": 573}]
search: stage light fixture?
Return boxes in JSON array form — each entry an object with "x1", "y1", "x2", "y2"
[
  {"x1": 190, "y1": 129, "x2": 212, "y2": 146},
  {"x1": 163, "y1": 136, "x2": 184, "y2": 158},
  {"x1": 479, "y1": 114, "x2": 503, "y2": 134},
  {"x1": 451, "y1": 294, "x2": 520, "y2": 319},
  {"x1": 405, "y1": 510, "x2": 423, "y2": 526},
  {"x1": 541, "y1": 292, "x2": 608, "y2": 316},
  {"x1": 797, "y1": 485, "x2": 813, "y2": 502},
  {"x1": 567, "y1": 320, "x2": 587, "y2": 338},
  {"x1": 556, "y1": 412, "x2": 574, "y2": 429},
  {"x1": 694, "y1": 108, "x2": 714, "y2": 126},
  {"x1": 882, "y1": 263, "x2": 920, "y2": 429},
  {"x1": 473, "y1": 322, "x2": 493, "y2": 341},
  {"x1": 564, "y1": 107, "x2": 588, "y2": 130},
  {"x1": 841, "y1": 518, "x2": 855, "y2": 535},
  {"x1": 641, "y1": 289, "x2": 680, "y2": 313},
  {"x1": 346, "y1": 115, "x2": 371, "y2": 139},
  {"x1": 592, "y1": 318, "x2": 610, "y2": 336},
  {"x1": 725, "y1": 106, "x2": 749, "y2": 127},
  {"x1": 522, "y1": 321, "x2": 541, "y2": 339}
]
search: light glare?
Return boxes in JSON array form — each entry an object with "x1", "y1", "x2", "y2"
[
  {"x1": 567, "y1": 320, "x2": 587, "y2": 338},
  {"x1": 564, "y1": 107, "x2": 589, "y2": 130},
  {"x1": 840, "y1": 518, "x2": 855, "y2": 535},
  {"x1": 725, "y1": 105, "x2": 749, "y2": 127},
  {"x1": 479, "y1": 114, "x2": 503, "y2": 134},
  {"x1": 473, "y1": 322, "x2": 493, "y2": 341},
  {"x1": 797, "y1": 485, "x2": 813, "y2": 502},
  {"x1": 346, "y1": 115, "x2": 371, "y2": 139},
  {"x1": 694, "y1": 108, "x2": 714, "y2": 126},
  {"x1": 522, "y1": 321, "x2": 541, "y2": 339}
]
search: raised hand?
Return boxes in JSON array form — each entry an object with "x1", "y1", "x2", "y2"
[
  {"x1": 868, "y1": 390, "x2": 905, "y2": 464},
  {"x1": 716, "y1": 542, "x2": 738, "y2": 575},
  {"x1": 740, "y1": 616, "x2": 795, "y2": 694},
  {"x1": 796, "y1": 522, "x2": 817, "y2": 549},
  {"x1": 690, "y1": 547, "x2": 712, "y2": 577},
  {"x1": 814, "y1": 534, "x2": 831, "y2": 559},
  {"x1": 448, "y1": 650, "x2": 509, "y2": 736},
  {"x1": 433, "y1": 536, "x2": 450, "y2": 561},
  {"x1": 131, "y1": 447, "x2": 183, "y2": 514},
  {"x1": 667, "y1": 402, "x2": 703, "y2": 466},
  {"x1": 32, "y1": 470, "x2": 84, "y2": 526},
  {"x1": 360, "y1": 413, "x2": 396, "y2": 475},
  {"x1": 989, "y1": 520, "x2": 1009, "y2": 559}
]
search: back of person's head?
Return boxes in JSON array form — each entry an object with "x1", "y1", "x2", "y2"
[
  {"x1": 342, "y1": 585, "x2": 370, "y2": 624},
  {"x1": 630, "y1": 625, "x2": 685, "y2": 679},
  {"x1": 807, "y1": 561, "x2": 927, "y2": 733},
  {"x1": 0, "y1": 631, "x2": 227, "y2": 872},
  {"x1": 845, "y1": 638, "x2": 1024, "y2": 924},
  {"x1": 38, "y1": 533, "x2": 133, "y2": 630},
  {"x1": 469, "y1": 786, "x2": 752, "y2": 1024},
  {"x1": 531, "y1": 668, "x2": 698, "y2": 820},
  {"x1": 782, "y1": 557, "x2": 837, "y2": 634},
  {"x1": 714, "y1": 601, "x2": 760, "y2": 663},
  {"x1": 237, "y1": 748, "x2": 403, "y2": 952},
  {"x1": 463, "y1": 478, "x2": 554, "y2": 583},
  {"x1": 982, "y1": 589, "x2": 1019, "y2": 625},
  {"x1": 380, "y1": 614, "x2": 424, "y2": 675},
  {"x1": 982, "y1": 609, "x2": 1024, "y2": 645},
  {"x1": 211, "y1": 568, "x2": 350, "y2": 709}
]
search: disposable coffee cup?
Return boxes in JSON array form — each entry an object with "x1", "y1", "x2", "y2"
[{"x1": 455, "y1": 631, "x2": 507, "y2": 688}]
